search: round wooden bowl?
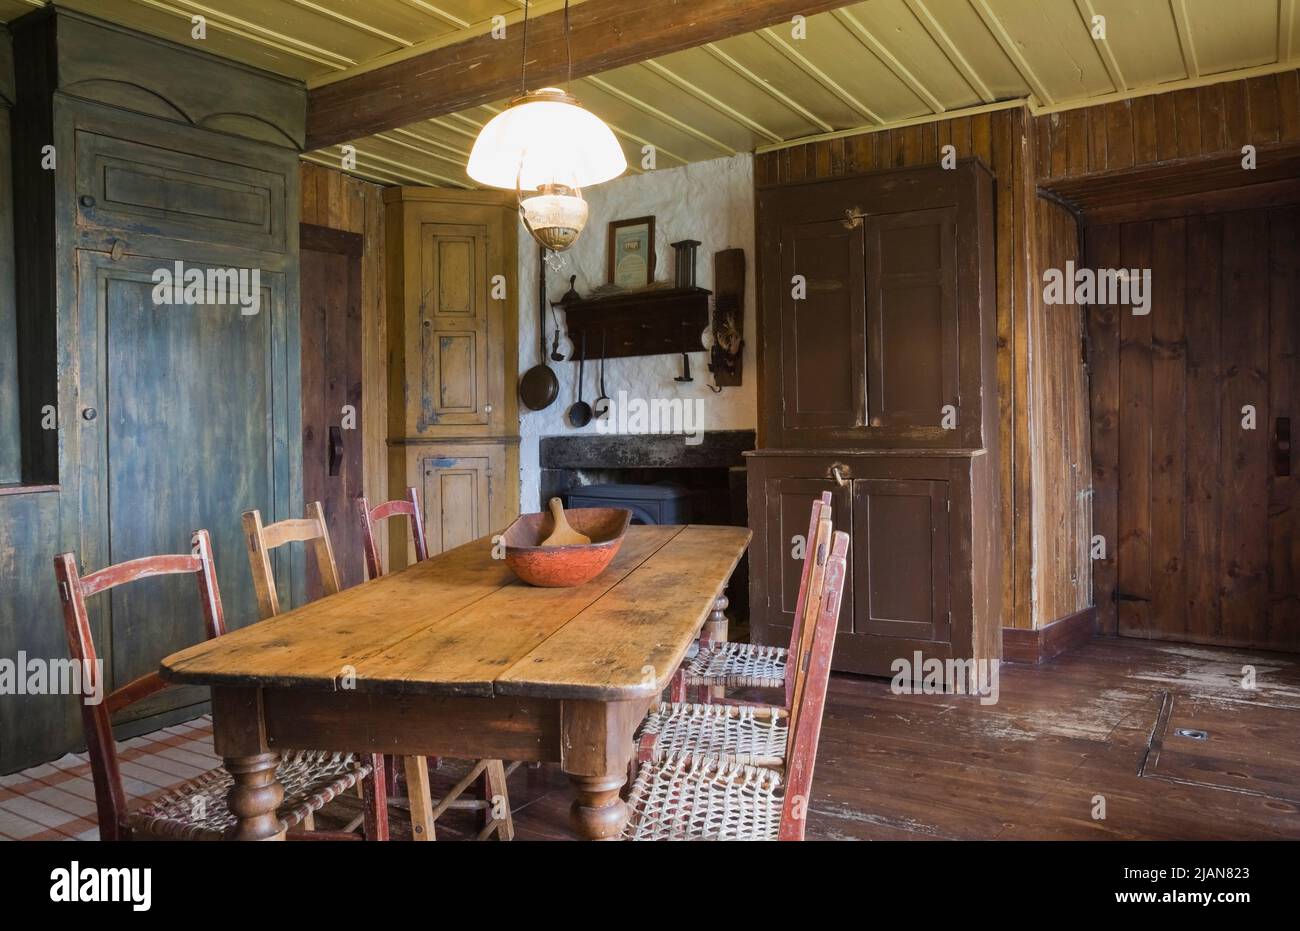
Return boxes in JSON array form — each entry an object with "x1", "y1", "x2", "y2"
[{"x1": 502, "y1": 507, "x2": 632, "y2": 587}]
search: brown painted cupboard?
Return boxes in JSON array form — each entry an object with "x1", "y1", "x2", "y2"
[{"x1": 749, "y1": 160, "x2": 1001, "y2": 677}]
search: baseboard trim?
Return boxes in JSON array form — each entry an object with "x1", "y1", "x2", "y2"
[{"x1": 1003, "y1": 607, "x2": 1097, "y2": 665}]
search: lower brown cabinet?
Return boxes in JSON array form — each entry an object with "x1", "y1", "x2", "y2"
[{"x1": 746, "y1": 450, "x2": 1001, "y2": 678}]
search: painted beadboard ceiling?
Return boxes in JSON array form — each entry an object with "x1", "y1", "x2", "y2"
[{"x1": 3, "y1": 0, "x2": 1298, "y2": 186}]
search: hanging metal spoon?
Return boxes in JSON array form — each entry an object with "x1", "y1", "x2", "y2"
[
  {"x1": 567, "y1": 331, "x2": 592, "y2": 428},
  {"x1": 594, "y1": 330, "x2": 611, "y2": 419}
]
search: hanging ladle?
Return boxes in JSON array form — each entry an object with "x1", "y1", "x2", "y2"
[
  {"x1": 552, "y1": 275, "x2": 579, "y2": 362},
  {"x1": 568, "y1": 331, "x2": 592, "y2": 427},
  {"x1": 594, "y1": 330, "x2": 611, "y2": 419}
]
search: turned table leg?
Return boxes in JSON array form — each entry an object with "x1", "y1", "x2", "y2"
[
  {"x1": 561, "y1": 699, "x2": 641, "y2": 841},
  {"x1": 568, "y1": 774, "x2": 628, "y2": 840},
  {"x1": 704, "y1": 595, "x2": 729, "y2": 699},
  {"x1": 212, "y1": 686, "x2": 285, "y2": 841},
  {"x1": 703, "y1": 595, "x2": 729, "y2": 642},
  {"x1": 224, "y1": 752, "x2": 284, "y2": 841}
]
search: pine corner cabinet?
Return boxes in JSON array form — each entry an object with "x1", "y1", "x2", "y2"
[
  {"x1": 383, "y1": 188, "x2": 519, "y2": 564},
  {"x1": 749, "y1": 160, "x2": 1002, "y2": 679}
]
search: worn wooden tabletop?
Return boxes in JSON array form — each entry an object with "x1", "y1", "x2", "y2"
[{"x1": 160, "y1": 524, "x2": 752, "y2": 701}]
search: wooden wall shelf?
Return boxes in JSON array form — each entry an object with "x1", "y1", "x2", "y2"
[{"x1": 562, "y1": 286, "x2": 710, "y2": 360}]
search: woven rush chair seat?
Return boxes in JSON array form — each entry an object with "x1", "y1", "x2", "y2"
[
  {"x1": 130, "y1": 751, "x2": 373, "y2": 841},
  {"x1": 682, "y1": 640, "x2": 787, "y2": 690},
  {"x1": 638, "y1": 701, "x2": 789, "y2": 767},
  {"x1": 623, "y1": 753, "x2": 784, "y2": 841}
]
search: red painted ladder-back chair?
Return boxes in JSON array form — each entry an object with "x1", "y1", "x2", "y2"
[
  {"x1": 673, "y1": 491, "x2": 834, "y2": 705},
  {"x1": 357, "y1": 487, "x2": 516, "y2": 841},
  {"x1": 54, "y1": 530, "x2": 383, "y2": 840},
  {"x1": 622, "y1": 530, "x2": 850, "y2": 841},
  {"x1": 642, "y1": 494, "x2": 834, "y2": 772}
]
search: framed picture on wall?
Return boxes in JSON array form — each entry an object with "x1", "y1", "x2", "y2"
[{"x1": 607, "y1": 216, "x2": 656, "y2": 289}]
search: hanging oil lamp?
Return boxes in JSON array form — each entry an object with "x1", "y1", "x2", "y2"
[{"x1": 466, "y1": 0, "x2": 625, "y2": 251}]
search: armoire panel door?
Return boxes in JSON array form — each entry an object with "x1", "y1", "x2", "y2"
[
  {"x1": 73, "y1": 125, "x2": 288, "y2": 254},
  {"x1": 778, "y1": 219, "x2": 866, "y2": 433},
  {"x1": 415, "y1": 221, "x2": 494, "y2": 431},
  {"x1": 77, "y1": 252, "x2": 292, "y2": 722},
  {"x1": 852, "y1": 478, "x2": 951, "y2": 643},
  {"x1": 865, "y1": 207, "x2": 959, "y2": 428},
  {"x1": 762, "y1": 476, "x2": 854, "y2": 640}
]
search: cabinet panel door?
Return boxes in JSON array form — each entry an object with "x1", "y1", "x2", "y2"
[
  {"x1": 779, "y1": 219, "x2": 866, "y2": 433},
  {"x1": 852, "y1": 478, "x2": 950, "y2": 642},
  {"x1": 78, "y1": 253, "x2": 292, "y2": 722},
  {"x1": 414, "y1": 222, "x2": 494, "y2": 431},
  {"x1": 763, "y1": 476, "x2": 854, "y2": 635},
  {"x1": 420, "y1": 449, "x2": 497, "y2": 554},
  {"x1": 74, "y1": 129, "x2": 287, "y2": 253},
  {"x1": 865, "y1": 207, "x2": 959, "y2": 428}
]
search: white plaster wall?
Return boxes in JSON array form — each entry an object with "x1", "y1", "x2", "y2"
[{"x1": 516, "y1": 153, "x2": 757, "y2": 511}]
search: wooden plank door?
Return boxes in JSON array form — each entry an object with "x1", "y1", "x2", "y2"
[
  {"x1": 78, "y1": 251, "x2": 292, "y2": 722},
  {"x1": 300, "y1": 224, "x2": 364, "y2": 591},
  {"x1": 1086, "y1": 204, "x2": 1299, "y2": 650}
]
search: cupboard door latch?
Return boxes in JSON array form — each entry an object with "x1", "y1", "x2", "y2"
[{"x1": 829, "y1": 463, "x2": 851, "y2": 487}]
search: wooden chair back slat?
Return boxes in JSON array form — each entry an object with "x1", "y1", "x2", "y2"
[
  {"x1": 779, "y1": 530, "x2": 850, "y2": 841},
  {"x1": 243, "y1": 501, "x2": 341, "y2": 620},
  {"x1": 357, "y1": 486, "x2": 429, "y2": 580},
  {"x1": 52, "y1": 529, "x2": 225, "y2": 841},
  {"x1": 80, "y1": 554, "x2": 202, "y2": 597},
  {"x1": 786, "y1": 503, "x2": 834, "y2": 715},
  {"x1": 783, "y1": 492, "x2": 832, "y2": 707}
]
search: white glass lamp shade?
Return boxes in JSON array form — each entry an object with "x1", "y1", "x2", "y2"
[{"x1": 466, "y1": 88, "x2": 626, "y2": 191}]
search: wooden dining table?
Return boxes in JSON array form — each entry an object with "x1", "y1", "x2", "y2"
[{"x1": 160, "y1": 523, "x2": 751, "y2": 840}]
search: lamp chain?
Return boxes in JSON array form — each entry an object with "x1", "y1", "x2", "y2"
[
  {"x1": 520, "y1": 0, "x2": 529, "y2": 96},
  {"x1": 565, "y1": 0, "x2": 572, "y2": 88}
]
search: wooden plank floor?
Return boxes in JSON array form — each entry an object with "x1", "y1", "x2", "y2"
[
  {"x1": 7, "y1": 638, "x2": 1292, "y2": 841},
  {"x1": 327, "y1": 638, "x2": 1300, "y2": 840}
]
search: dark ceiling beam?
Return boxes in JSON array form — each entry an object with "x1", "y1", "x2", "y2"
[{"x1": 306, "y1": 0, "x2": 860, "y2": 150}]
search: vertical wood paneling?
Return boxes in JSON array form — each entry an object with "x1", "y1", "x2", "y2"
[
  {"x1": 1104, "y1": 101, "x2": 1135, "y2": 170},
  {"x1": 1149, "y1": 218, "x2": 1187, "y2": 638},
  {"x1": 1222, "y1": 79, "x2": 1251, "y2": 150},
  {"x1": 1131, "y1": 96, "x2": 1157, "y2": 165},
  {"x1": 990, "y1": 112, "x2": 1020, "y2": 629},
  {"x1": 1268, "y1": 206, "x2": 1299, "y2": 647},
  {"x1": 1279, "y1": 71, "x2": 1300, "y2": 143},
  {"x1": 1036, "y1": 71, "x2": 1299, "y2": 183},
  {"x1": 1197, "y1": 83, "x2": 1227, "y2": 153},
  {"x1": 1218, "y1": 211, "x2": 1270, "y2": 645},
  {"x1": 1085, "y1": 223, "x2": 1121, "y2": 636},
  {"x1": 1116, "y1": 221, "x2": 1153, "y2": 638},
  {"x1": 1183, "y1": 214, "x2": 1223, "y2": 641},
  {"x1": 1172, "y1": 89, "x2": 1201, "y2": 158},
  {"x1": 1010, "y1": 111, "x2": 1036, "y2": 631},
  {"x1": 299, "y1": 162, "x2": 388, "y2": 569},
  {"x1": 1247, "y1": 76, "x2": 1280, "y2": 145},
  {"x1": 1033, "y1": 199, "x2": 1092, "y2": 623}
]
